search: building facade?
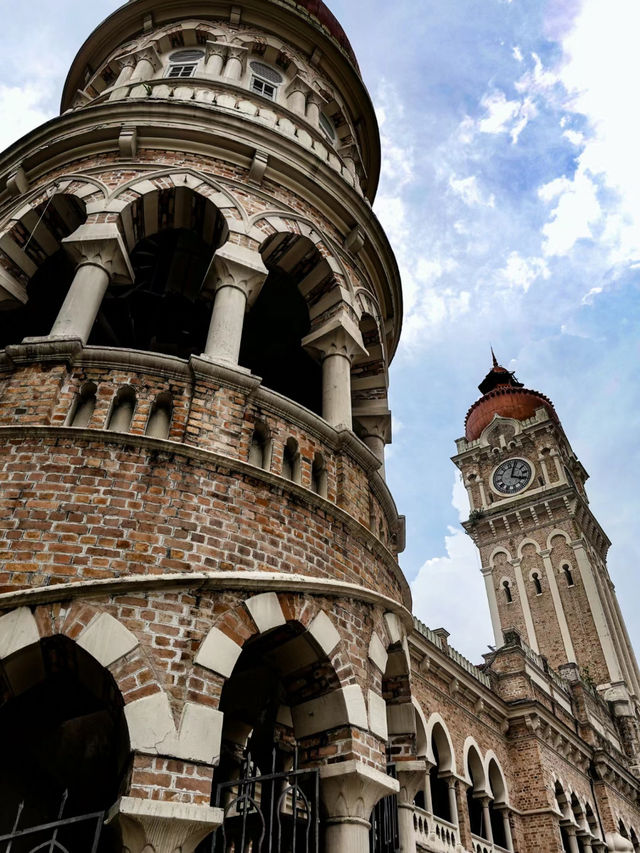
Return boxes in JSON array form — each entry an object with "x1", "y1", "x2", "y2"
[{"x1": 0, "y1": 2, "x2": 638, "y2": 852}]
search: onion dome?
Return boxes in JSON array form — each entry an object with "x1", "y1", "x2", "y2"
[{"x1": 464, "y1": 351, "x2": 559, "y2": 441}]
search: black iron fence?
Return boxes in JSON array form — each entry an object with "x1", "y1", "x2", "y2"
[
  {"x1": 370, "y1": 764, "x2": 399, "y2": 853},
  {"x1": 210, "y1": 750, "x2": 320, "y2": 853},
  {"x1": 0, "y1": 791, "x2": 104, "y2": 853}
]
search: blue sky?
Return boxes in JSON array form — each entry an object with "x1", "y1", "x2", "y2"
[{"x1": 1, "y1": 0, "x2": 639, "y2": 663}]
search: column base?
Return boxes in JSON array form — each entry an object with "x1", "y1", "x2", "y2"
[{"x1": 107, "y1": 797, "x2": 223, "y2": 853}]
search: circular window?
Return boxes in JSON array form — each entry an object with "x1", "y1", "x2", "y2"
[
  {"x1": 170, "y1": 49, "x2": 205, "y2": 63},
  {"x1": 249, "y1": 61, "x2": 283, "y2": 84}
]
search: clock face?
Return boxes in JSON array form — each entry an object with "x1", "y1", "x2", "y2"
[{"x1": 492, "y1": 458, "x2": 532, "y2": 495}]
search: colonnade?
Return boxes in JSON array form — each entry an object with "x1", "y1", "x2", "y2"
[{"x1": 32, "y1": 223, "x2": 382, "y2": 444}]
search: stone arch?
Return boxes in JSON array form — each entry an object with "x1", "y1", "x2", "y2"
[
  {"x1": 425, "y1": 713, "x2": 456, "y2": 774},
  {"x1": 463, "y1": 738, "x2": 488, "y2": 792},
  {"x1": 516, "y1": 537, "x2": 541, "y2": 560},
  {"x1": 485, "y1": 752, "x2": 509, "y2": 806},
  {"x1": 0, "y1": 184, "x2": 94, "y2": 324},
  {"x1": 547, "y1": 528, "x2": 572, "y2": 551},
  {"x1": 107, "y1": 169, "x2": 236, "y2": 252},
  {"x1": 425, "y1": 713, "x2": 456, "y2": 823},
  {"x1": 352, "y1": 289, "x2": 389, "y2": 436},
  {"x1": 489, "y1": 546, "x2": 512, "y2": 567}
]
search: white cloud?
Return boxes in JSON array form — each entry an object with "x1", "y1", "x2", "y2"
[
  {"x1": 539, "y1": 167, "x2": 601, "y2": 256},
  {"x1": 411, "y1": 478, "x2": 494, "y2": 662},
  {"x1": 497, "y1": 252, "x2": 550, "y2": 292},
  {"x1": 449, "y1": 174, "x2": 495, "y2": 207},
  {"x1": 0, "y1": 83, "x2": 54, "y2": 151}
]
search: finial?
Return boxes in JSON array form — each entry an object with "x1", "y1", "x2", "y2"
[{"x1": 491, "y1": 347, "x2": 499, "y2": 369}]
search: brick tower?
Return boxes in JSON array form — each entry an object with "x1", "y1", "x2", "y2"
[
  {"x1": 0, "y1": 1, "x2": 410, "y2": 850},
  {"x1": 453, "y1": 356, "x2": 640, "y2": 763}
]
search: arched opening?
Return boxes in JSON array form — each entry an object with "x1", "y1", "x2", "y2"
[
  {"x1": 570, "y1": 794, "x2": 587, "y2": 852},
  {"x1": 429, "y1": 724, "x2": 454, "y2": 823},
  {"x1": 0, "y1": 194, "x2": 87, "y2": 348},
  {"x1": 69, "y1": 381, "x2": 97, "y2": 428},
  {"x1": 198, "y1": 620, "x2": 344, "y2": 852},
  {"x1": 89, "y1": 188, "x2": 227, "y2": 358},
  {"x1": 240, "y1": 233, "x2": 324, "y2": 414},
  {"x1": 487, "y1": 759, "x2": 509, "y2": 849},
  {"x1": 555, "y1": 782, "x2": 572, "y2": 852},
  {"x1": 311, "y1": 452, "x2": 327, "y2": 497},
  {"x1": 503, "y1": 580, "x2": 513, "y2": 603},
  {"x1": 0, "y1": 634, "x2": 129, "y2": 851},
  {"x1": 563, "y1": 564, "x2": 575, "y2": 587},
  {"x1": 532, "y1": 572, "x2": 543, "y2": 595},
  {"x1": 466, "y1": 746, "x2": 487, "y2": 838}
]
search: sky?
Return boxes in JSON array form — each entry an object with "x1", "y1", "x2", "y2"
[{"x1": 1, "y1": 0, "x2": 639, "y2": 664}]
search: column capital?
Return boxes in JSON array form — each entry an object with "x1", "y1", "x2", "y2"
[
  {"x1": 320, "y1": 759, "x2": 398, "y2": 821},
  {"x1": 121, "y1": 45, "x2": 162, "y2": 71},
  {"x1": 205, "y1": 243, "x2": 268, "y2": 308},
  {"x1": 396, "y1": 760, "x2": 428, "y2": 806},
  {"x1": 205, "y1": 40, "x2": 228, "y2": 60},
  {"x1": 352, "y1": 410, "x2": 392, "y2": 443},
  {"x1": 62, "y1": 223, "x2": 133, "y2": 284},
  {"x1": 302, "y1": 311, "x2": 367, "y2": 363},
  {"x1": 540, "y1": 549, "x2": 552, "y2": 558},
  {"x1": 108, "y1": 797, "x2": 222, "y2": 853}
]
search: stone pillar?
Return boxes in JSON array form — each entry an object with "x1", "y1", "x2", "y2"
[
  {"x1": 286, "y1": 77, "x2": 309, "y2": 114},
  {"x1": 202, "y1": 243, "x2": 268, "y2": 366},
  {"x1": 396, "y1": 761, "x2": 427, "y2": 853},
  {"x1": 109, "y1": 798, "x2": 223, "y2": 853},
  {"x1": 565, "y1": 826, "x2": 581, "y2": 853},
  {"x1": 130, "y1": 48, "x2": 160, "y2": 83},
  {"x1": 353, "y1": 411, "x2": 391, "y2": 475},
  {"x1": 307, "y1": 92, "x2": 323, "y2": 127},
  {"x1": 424, "y1": 764, "x2": 434, "y2": 815},
  {"x1": 497, "y1": 806, "x2": 514, "y2": 851},
  {"x1": 223, "y1": 46, "x2": 245, "y2": 80},
  {"x1": 480, "y1": 797, "x2": 493, "y2": 844},
  {"x1": 482, "y1": 566, "x2": 503, "y2": 647},
  {"x1": 320, "y1": 760, "x2": 398, "y2": 853},
  {"x1": 540, "y1": 548, "x2": 577, "y2": 663},
  {"x1": 109, "y1": 57, "x2": 136, "y2": 99},
  {"x1": 302, "y1": 312, "x2": 367, "y2": 428},
  {"x1": 447, "y1": 777, "x2": 459, "y2": 827},
  {"x1": 205, "y1": 43, "x2": 227, "y2": 76},
  {"x1": 48, "y1": 224, "x2": 133, "y2": 344}
]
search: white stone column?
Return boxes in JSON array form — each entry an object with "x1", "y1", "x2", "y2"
[
  {"x1": 109, "y1": 57, "x2": 136, "y2": 99},
  {"x1": 500, "y1": 808, "x2": 515, "y2": 851},
  {"x1": 565, "y1": 826, "x2": 581, "y2": 853},
  {"x1": 302, "y1": 312, "x2": 367, "y2": 429},
  {"x1": 202, "y1": 243, "x2": 268, "y2": 366},
  {"x1": 446, "y1": 776, "x2": 459, "y2": 827},
  {"x1": 540, "y1": 549, "x2": 577, "y2": 663},
  {"x1": 286, "y1": 77, "x2": 309, "y2": 114},
  {"x1": 353, "y1": 411, "x2": 391, "y2": 475},
  {"x1": 109, "y1": 798, "x2": 223, "y2": 853},
  {"x1": 49, "y1": 223, "x2": 133, "y2": 344},
  {"x1": 205, "y1": 43, "x2": 227, "y2": 76},
  {"x1": 482, "y1": 566, "x2": 503, "y2": 647},
  {"x1": 481, "y1": 797, "x2": 494, "y2": 845},
  {"x1": 396, "y1": 762, "x2": 427, "y2": 853},
  {"x1": 223, "y1": 46, "x2": 245, "y2": 80},
  {"x1": 129, "y1": 48, "x2": 160, "y2": 83},
  {"x1": 320, "y1": 761, "x2": 398, "y2": 853},
  {"x1": 306, "y1": 92, "x2": 323, "y2": 127}
]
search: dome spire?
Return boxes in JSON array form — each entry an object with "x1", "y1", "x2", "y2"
[{"x1": 491, "y1": 346, "x2": 499, "y2": 369}]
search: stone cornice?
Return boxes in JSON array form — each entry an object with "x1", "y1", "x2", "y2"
[
  {"x1": 0, "y1": 424, "x2": 411, "y2": 609},
  {"x1": 0, "y1": 570, "x2": 413, "y2": 626}
]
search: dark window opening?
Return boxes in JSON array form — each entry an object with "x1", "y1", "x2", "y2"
[
  {"x1": 503, "y1": 580, "x2": 513, "y2": 603},
  {"x1": 70, "y1": 382, "x2": 98, "y2": 428},
  {"x1": 239, "y1": 266, "x2": 322, "y2": 415},
  {"x1": 90, "y1": 228, "x2": 215, "y2": 359},
  {"x1": 533, "y1": 573, "x2": 542, "y2": 595},
  {"x1": 430, "y1": 739, "x2": 451, "y2": 822},
  {"x1": 563, "y1": 564, "x2": 575, "y2": 587}
]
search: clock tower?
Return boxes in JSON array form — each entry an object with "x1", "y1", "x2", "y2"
[{"x1": 453, "y1": 355, "x2": 640, "y2": 720}]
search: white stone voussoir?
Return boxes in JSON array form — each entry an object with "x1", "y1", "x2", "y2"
[
  {"x1": 368, "y1": 632, "x2": 388, "y2": 673},
  {"x1": 194, "y1": 626, "x2": 243, "y2": 678},
  {"x1": 77, "y1": 611, "x2": 139, "y2": 668},
  {"x1": 0, "y1": 607, "x2": 40, "y2": 659},
  {"x1": 291, "y1": 685, "x2": 368, "y2": 737},
  {"x1": 308, "y1": 610, "x2": 341, "y2": 656},
  {"x1": 245, "y1": 592, "x2": 286, "y2": 633},
  {"x1": 368, "y1": 690, "x2": 388, "y2": 740}
]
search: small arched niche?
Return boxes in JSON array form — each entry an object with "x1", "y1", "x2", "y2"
[
  {"x1": 311, "y1": 452, "x2": 328, "y2": 497},
  {"x1": 108, "y1": 385, "x2": 136, "y2": 433},
  {"x1": 0, "y1": 634, "x2": 129, "y2": 850},
  {"x1": 146, "y1": 391, "x2": 173, "y2": 439},
  {"x1": 69, "y1": 381, "x2": 97, "y2": 428},
  {"x1": 239, "y1": 233, "x2": 325, "y2": 415},
  {"x1": 282, "y1": 437, "x2": 301, "y2": 483},
  {"x1": 89, "y1": 186, "x2": 228, "y2": 359},
  {"x1": 248, "y1": 420, "x2": 272, "y2": 470}
]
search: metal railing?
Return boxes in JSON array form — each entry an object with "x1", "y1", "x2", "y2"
[{"x1": 0, "y1": 791, "x2": 104, "y2": 853}]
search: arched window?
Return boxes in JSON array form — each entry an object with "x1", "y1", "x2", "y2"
[
  {"x1": 282, "y1": 438, "x2": 301, "y2": 483},
  {"x1": 429, "y1": 729, "x2": 453, "y2": 822},
  {"x1": 69, "y1": 382, "x2": 97, "y2": 428},
  {"x1": 108, "y1": 386, "x2": 136, "y2": 433},
  {"x1": 466, "y1": 747, "x2": 488, "y2": 838},
  {"x1": 146, "y1": 392, "x2": 172, "y2": 439},
  {"x1": 503, "y1": 580, "x2": 513, "y2": 604},
  {"x1": 249, "y1": 61, "x2": 283, "y2": 100},
  {"x1": 311, "y1": 452, "x2": 327, "y2": 497},
  {"x1": 248, "y1": 421, "x2": 272, "y2": 471},
  {"x1": 166, "y1": 48, "x2": 204, "y2": 78},
  {"x1": 532, "y1": 572, "x2": 542, "y2": 595},
  {"x1": 488, "y1": 759, "x2": 512, "y2": 850},
  {"x1": 563, "y1": 564, "x2": 575, "y2": 587}
]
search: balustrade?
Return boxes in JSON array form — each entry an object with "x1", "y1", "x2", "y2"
[{"x1": 411, "y1": 806, "x2": 459, "y2": 852}]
